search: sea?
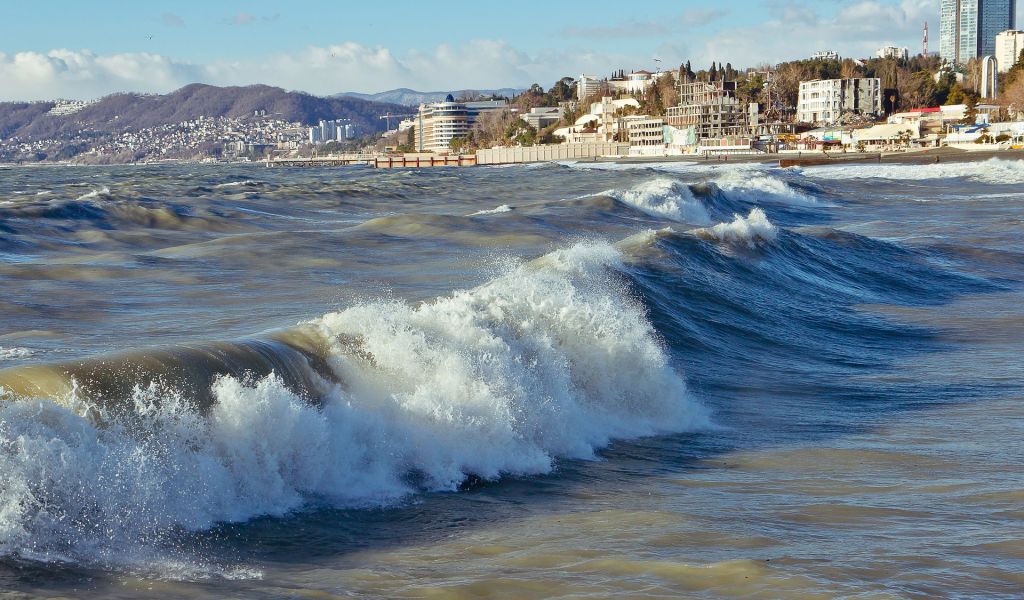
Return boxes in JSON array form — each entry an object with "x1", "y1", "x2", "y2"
[{"x1": 0, "y1": 158, "x2": 1022, "y2": 599}]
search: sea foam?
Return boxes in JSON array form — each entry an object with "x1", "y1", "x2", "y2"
[
  {"x1": 806, "y1": 158, "x2": 1024, "y2": 185},
  {"x1": 605, "y1": 178, "x2": 712, "y2": 224},
  {"x1": 692, "y1": 208, "x2": 778, "y2": 247}
]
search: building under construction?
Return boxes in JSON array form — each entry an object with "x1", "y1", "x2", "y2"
[{"x1": 665, "y1": 80, "x2": 749, "y2": 143}]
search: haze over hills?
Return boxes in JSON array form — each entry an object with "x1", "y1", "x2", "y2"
[
  {"x1": 0, "y1": 84, "x2": 409, "y2": 142},
  {"x1": 336, "y1": 88, "x2": 525, "y2": 107}
]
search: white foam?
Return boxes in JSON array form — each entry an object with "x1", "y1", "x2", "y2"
[
  {"x1": 75, "y1": 186, "x2": 110, "y2": 201},
  {"x1": 213, "y1": 180, "x2": 259, "y2": 188},
  {"x1": 806, "y1": 158, "x2": 1024, "y2": 185},
  {"x1": 0, "y1": 346, "x2": 35, "y2": 360},
  {"x1": 470, "y1": 204, "x2": 513, "y2": 216},
  {"x1": 605, "y1": 178, "x2": 712, "y2": 224},
  {"x1": 0, "y1": 241, "x2": 707, "y2": 572},
  {"x1": 714, "y1": 169, "x2": 820, "y2": 205},
  {"x1": 693, "y1": 208, "x2": 778, "y2": 247}
]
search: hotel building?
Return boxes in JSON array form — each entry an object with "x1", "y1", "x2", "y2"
[{"x1": 414, "y1": 96, "x2": 508, "y2": 153}]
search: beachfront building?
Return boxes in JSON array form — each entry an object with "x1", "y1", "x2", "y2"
[
  {"x1": 876, "y1": 46, "x2": 910, "y2": 60},
  {"x1": 626, "y1": 117, "x2": 666, "y2": 148},
  {"x1": 996, "y1": 30, "x2": 1024, "y2": 72},
  {"x1": 414, "y1": 96, "x2": 508, "y2": 153},
  {"x1": 553, "y1": 96, "x2": 641, "y2": 144},
  {"x1": 519, "y1": 106, "x2": 563, "y2": 129},
  {"x1": 797, "y1": 78, "x2": 882, "y2": 125},
  {"x1": 851, "y1": 122, "x2": 924, "y2": 150},
  {"x1": 576, "y1": 75, "x2": 602, "y2": 100},
  {"x1": 665, "y1": 80, "x2": 749, "y2": 145},
  {"x1": 941, "y1": 0, "x2": 1016, "y2": 64}
]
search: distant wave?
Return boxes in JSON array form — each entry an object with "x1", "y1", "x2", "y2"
[
  {"x1": 805, "y1": 158, "x2": 1024, "y2": 185},
  {"x1": 213, "y1": 180, "x2": 261, "y2": 189},
  {"x1": 75, "y1": 186, "x2": 111, "y2": 201},
  {"x1": 470, "y1": 204, "x2": 513, "y2": 216},
  {"x1": 0, "y1": 346, "x2": 35, "y2": 361}
]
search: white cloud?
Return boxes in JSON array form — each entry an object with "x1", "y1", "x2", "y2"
[
  {"x1": 0, "y1": 41, "x2": 638, "y2": 101},
  {"x1": 693, "y1": 0, "x2": 935, "y2": 67}
]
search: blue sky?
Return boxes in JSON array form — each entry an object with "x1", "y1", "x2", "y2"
[{"x1": 1, "y1": 0, "x2": 1020, "y2": 100}]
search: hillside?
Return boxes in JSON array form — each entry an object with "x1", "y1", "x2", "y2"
[
  {"x1": 0, "y1": 84, "x2": 409, "y2": 142},
  {"x1": 337, "y1": 87, "x2": 524, "y2": 107}
]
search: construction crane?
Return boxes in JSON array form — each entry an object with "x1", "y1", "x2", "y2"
[{"x1": 379, "y1": 113, "x2": 416, "y2": 131}]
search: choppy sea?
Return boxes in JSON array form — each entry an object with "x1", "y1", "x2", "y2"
[{"x1": 1, "y1": 158, "x2": 1023, "y2": 598}]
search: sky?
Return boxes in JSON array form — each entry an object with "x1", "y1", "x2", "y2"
[{"x1": 1, "y1": 0, "x2": 1021, "y2": 101}]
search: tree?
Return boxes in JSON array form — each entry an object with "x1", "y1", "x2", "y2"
[
  {"x1": 946, "y1": 83, "x2": 967, "y2": 105},
  {"x1": 962, "y1": 94, "x2": 978, "y2": 124},
  {"x1": 504, "y1": 119, "x2": 537, "y2": 146},
  {"x1": 998, "y1": 76, "x2": 1024, "y2": 119}
]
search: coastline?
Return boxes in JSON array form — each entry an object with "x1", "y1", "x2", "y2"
[{"x1": 605, "y1": 146, "x2": 1024, "y2": 167}]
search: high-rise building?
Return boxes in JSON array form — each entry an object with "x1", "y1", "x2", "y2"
[
  {"x1": 996, "y1": 29, "x2": 1024, "y2": 71},
  {"x1": 940, "y1": 0, "x2": 1016, "y2": 65}
]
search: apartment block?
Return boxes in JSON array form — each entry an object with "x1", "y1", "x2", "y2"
[{"x1": 797, "y1": 79, "x2": 882, "y2": 125}]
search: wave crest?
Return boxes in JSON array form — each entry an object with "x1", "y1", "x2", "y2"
[
  {"x1": 605, "y1": 178, "x2": 712, "y2": 224},
  {"x1": 692, "y1": 208, "x2": 778, "y2": 247}
]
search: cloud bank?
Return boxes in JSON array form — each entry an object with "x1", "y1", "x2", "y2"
[{"x1": 1, "y1": 0, "x2": 1004, "y2": 101}]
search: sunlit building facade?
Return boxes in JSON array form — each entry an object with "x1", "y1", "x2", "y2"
[{"x1": 941, "y1": 0, "x2": 1016, "y2": 64}]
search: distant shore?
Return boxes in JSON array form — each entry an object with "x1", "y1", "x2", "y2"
[{"x1": 606, "y1": 146, "x2": 1024, "y2": 168}]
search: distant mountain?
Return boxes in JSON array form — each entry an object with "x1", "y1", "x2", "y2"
[
  {"x1": 336, "y1": 87, "x2": 525, "y2": 107},
  {"x1": 0, "y1": 84, "x2": 409, "y2": 142}
]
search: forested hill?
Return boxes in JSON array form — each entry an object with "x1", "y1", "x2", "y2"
[{"x1": 0, "y1": 84, "x2": 409, "y2": 141}]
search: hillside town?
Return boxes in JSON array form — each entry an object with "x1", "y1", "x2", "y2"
[
  {"x1": 381, "y1": 15, "x2": 1024, "y2": 165},
  {"x1": 2, "y1": 2, "x2": 1024, "y2": 166}
]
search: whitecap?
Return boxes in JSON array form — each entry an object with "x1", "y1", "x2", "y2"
[
  {"x1": 470, "y1": 204, "x2": 513, "y2": 216},
  {"x1": 692, "y1": 208, "x2": 778, "y2": 247},
  {"x1": 604, "y1": 178, "x2": 712, "y2": 224}
]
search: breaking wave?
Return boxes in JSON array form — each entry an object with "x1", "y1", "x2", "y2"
[
  {"x1": 0, "y1": 241, "x2": 707, "y2": 569},
  {"x1": 713, "y1": 168, "x2": 820, "y2": 205},
  {"x1": 692, "y1": 208, "x2": 778, "y2": 246},
  {"x1": 604, "y1": 178, "x2": 712, "y2": 224}
]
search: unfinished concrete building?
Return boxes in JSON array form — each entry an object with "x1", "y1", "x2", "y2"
[{"x1": 665, "y1": 81, "x2": 749, "y2": 144}]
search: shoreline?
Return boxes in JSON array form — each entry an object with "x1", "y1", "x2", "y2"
[
  {"x1": 3, "y1": 147, "x2": 1022, "y2": 170},
  {"x1": 604, "y1": 146, "x2": 1024, "y2": 167}
]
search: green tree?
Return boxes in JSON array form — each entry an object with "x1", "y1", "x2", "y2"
[
  {"x1": 504, "y1": 119, "x2": 537, "y2": 146},
  {"x1": 962, "y1": 94, "x2": 978, "y2": 124}
]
